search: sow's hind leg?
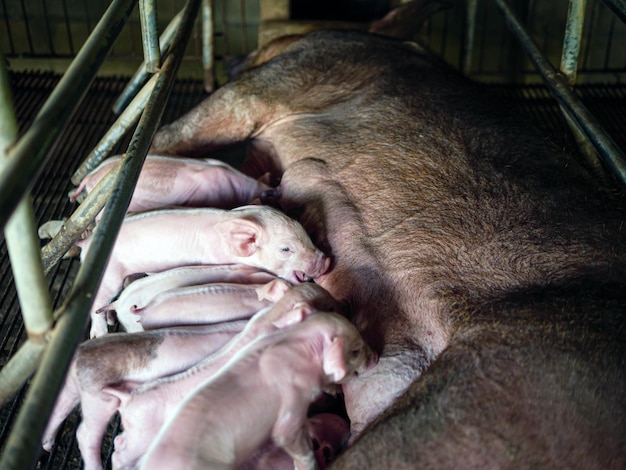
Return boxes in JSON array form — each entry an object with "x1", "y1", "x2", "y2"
[
  {"x1": 150, "y1": 33, "x2": 358, "y2": 160},
  {"x1": 150, "y1": 63, "x2": 294, "y2": 158}
]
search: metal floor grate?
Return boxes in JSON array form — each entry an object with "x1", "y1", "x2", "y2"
[{"x1": 0, "y1": 72, "x2": 625, "y2": 469}]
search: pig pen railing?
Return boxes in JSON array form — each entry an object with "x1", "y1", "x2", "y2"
[
  {"x1": 0, "y1": 0, "x2": 205, "y2": 468},
  {"x1": 467, "y1": 0, "x2": 626, "y2": 191}
]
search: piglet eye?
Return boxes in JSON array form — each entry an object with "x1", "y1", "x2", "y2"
[{"x1": 280, "y1": 247, "x2": 291, "y2": 252}]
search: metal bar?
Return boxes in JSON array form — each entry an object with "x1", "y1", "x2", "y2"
[
  {"x1": 139, "y1": 0, "x2": 161, "y2": 73},
  {"x1": 603, "y1": 12, "x2": 616, "y2": 69},
  {"x1": 0, "y1": 53, "x2": 77, "y2": 59},
  {"x1": 0, "y1": 53, "x2": 17, "y2": 182},
  {"x1": 582, "y1": 0, "x2": 600, "y2": 70},
  {"x1": 84, "y1": 1, "x2": 93, "y2": 33},
  {"x1": 62, "y1": 0, "x2": 75, "y2": 55},
  {"x1": 477, "y1": 2, "x2": 488, "y2": 74},
  {"x1": 43, "y1": 166, "x2": 120, "y2": 275},
  {"x1": 73, "y1": 72, "x2": 158, "y2": 184},
  {"x1": 0, "y1": 341, "x2": 44, "y2": 405},
  {"x1": 0, "y1": 50, "x2": 53, "y2": 399},
  {"x1": 202, "y1": 0, "x2": 215, "y2": 92},
  {"x1": 0, "y1": 0, "x2": 201, "y2": 467},
  {"x1": 41, "y1": 0, "x2": 55, "y2": 56},
  {"x1": 439, "y1": 7, "x2": 449, "y2": 58},
  {"x1": 0, "y1": 0, "x2": 138, "y2": 235},
  {"x1": 222, "y1": 0, "x2": 230, "y2": 57},
  {"x1": 240, "y1": 0, "x2": 248, "y2": 53},
  {"x1": 463, "y1": 0, "x2": 479, "y2": 75},
  {"x1": 113, "y1": 9, "x2": 183, "y2": 114},
  {"x1": 4, "y1": 201, "x2": 54, "y2": 339},
  {"x1": 601, "y1": 0, "x2": 626, "y2": 23},
  {"x1": 18, "y1": 0, "x2": 34, "y2": 55},
  {"x1": 1, "y1": 0, "x2": 16, "y2": 55},
  {"x1": 561, "y1": 0, "x2": 587, "y2": 85},
  {"x1": 558, "y1": 0, "x2": 606, "y2": 180},
  {"x1": 492, "y1": 0, "x2": 626, "y2": 192}
]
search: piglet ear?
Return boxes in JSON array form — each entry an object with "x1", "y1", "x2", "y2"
[
  {"x1": 256, "y1": 278, "x2": 291, "y2": 302},
  {"x1": 217, "y1": 218, "x2": 261, "y2": 257},
  {"x1": 323, "y1": 336, "x2": 347, "y2": 383},
  {"x1": 272, "y1": 302, "x2": 313, "y2": 328}
]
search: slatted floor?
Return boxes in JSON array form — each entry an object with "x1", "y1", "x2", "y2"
[{"x1": 0, "y1": 71, "x2": 625, "y2": 469}]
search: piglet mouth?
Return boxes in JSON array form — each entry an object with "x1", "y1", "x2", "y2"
[{"x1": 294, "y1": 271, "x2": 313, "y2": 283}]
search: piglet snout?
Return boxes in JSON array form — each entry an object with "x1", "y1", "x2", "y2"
[{"x1": 297, "y1": 251, "x2": 331, "y2": 282}]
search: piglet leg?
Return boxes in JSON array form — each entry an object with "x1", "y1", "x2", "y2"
[
  {"x1": 42, "y1": 374, "x2": 80, "y2": 451},
  {"x1": 76, "y1": 393, "x2": 121, "y2": 470},
  {"x1": 273, "y1": 399, "x2": 317, "y2": 470}
]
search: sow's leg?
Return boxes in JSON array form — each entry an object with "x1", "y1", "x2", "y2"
[
  {"x1": 150, "y1": 31, "x2": 408, "y2": 166},
  {"x1": 150, "y1": 41, "x2": 306, "y2": 160},
  {"x1": 333, "y1": 287, "x2": 626, "y2": 468}
]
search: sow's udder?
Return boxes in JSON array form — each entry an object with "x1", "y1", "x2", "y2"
[{"x1": 271, "y1": 158, "x2": 443, "y2": 439}]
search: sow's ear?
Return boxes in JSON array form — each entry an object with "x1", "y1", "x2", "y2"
[
  {"x1": 323, "y1": 336, "x2": 347, "y2": 383},
  {"x1": 217, "y1": 217, "x2": 262, "y2": 257}
]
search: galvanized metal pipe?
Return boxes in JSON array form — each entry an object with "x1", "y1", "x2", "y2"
[
  {"x1": 601, "y1": 0, "x2": 626, "y2": 23},
  {"x1": 72, "y1": 72, "x2": 158, "y2": 184},
  {"x1": 561, "y1": 0, "x2": 586, "y2": 86},
  {"x1": 4, "y1": 205, "x2": 53, "y2": 339},
  {"x1": 0, "y1": 340, "x2": 44, "y2": 405},
  {"x1": 42, "y1": 167, "x2": 120, "y2": 274},
  {"x1": 112, "y1": 9, "x2": 183, "y2": 114},
  {"x1": 0, "y1": 1, "x2": 201, "y2": 468},
  {"x1": 558, "y1": 0, "x2": 606, "y2": 180},
  {"x1": 0, "y1": 50, "x2": 52, "y2": 402},
  {"x1": 139, "y1": 0, "x2": 161, "y2": 73},
  {"x1": 492, "y1": 0, "x2": 626, "y2": 191},
  {"x1": 463, "y1": 0, "x2": 479, "y2": 76},
  {"x1": 0, "y1": 0, "x2": 138, "y2": 235},
  {"x1": 202, "y1": 0, "x2": 215, "y2": 92}
]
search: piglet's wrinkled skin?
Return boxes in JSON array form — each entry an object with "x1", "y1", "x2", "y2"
[
  {"x1": 137, "y1": 281, "x2": 281, "y2": 330},
  {"x1": 78, "y1": 205, "x2": 330, "y2": 337},
  {"x1": 98, "y1": 264, "x2": 277, "y2": 332},
  {"x1": 105, "y1": 283, "x2": 342, "y2": 470},
  {"x1": 140, "y1": 311, "x2": 377, "y2": 470},
  {"x1": 70, "y1": 154, "x2": 271, "y2": 218},
  {"x1": 41, "y1": 322, "x2": 245, "y2": 469}
]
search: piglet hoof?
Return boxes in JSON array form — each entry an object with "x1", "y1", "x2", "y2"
[
  {"x1": 41, "y1": 437, "x2": 55, "y2": 453},
  {"x1": 89, "y1": 318, "x2": 109, "y2": 339}
]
